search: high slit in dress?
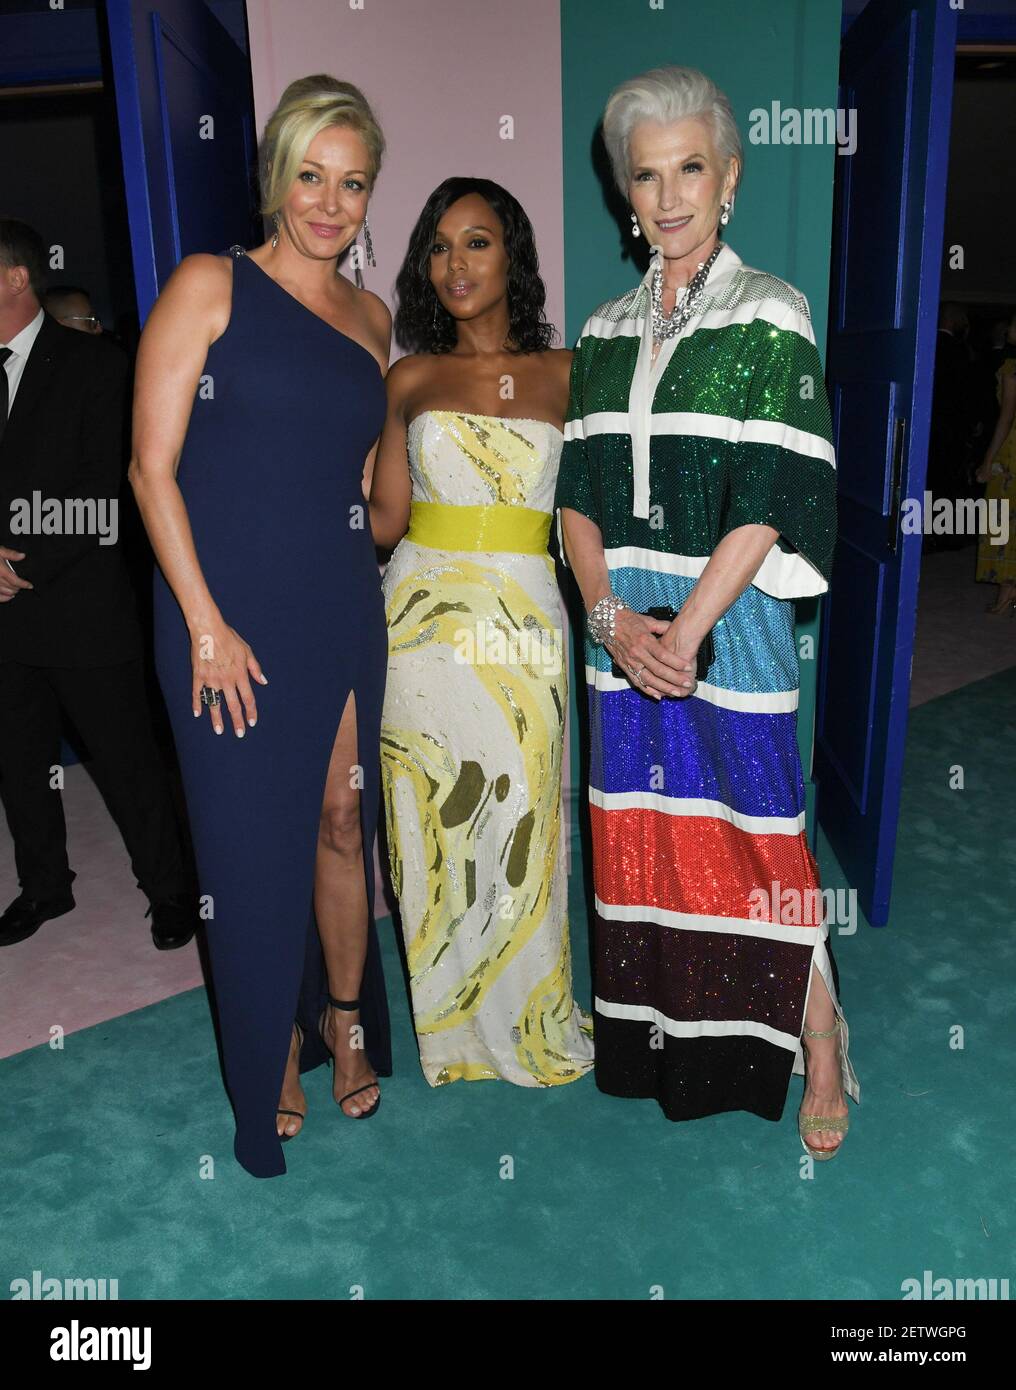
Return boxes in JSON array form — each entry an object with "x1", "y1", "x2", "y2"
[{"x1": 152, "y1": 246, "x2": 392, "y2": 1177}]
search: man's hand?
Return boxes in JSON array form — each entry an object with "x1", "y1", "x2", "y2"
[{"x1": 0, "y1": 548, "x2": 33, "y2": 602}]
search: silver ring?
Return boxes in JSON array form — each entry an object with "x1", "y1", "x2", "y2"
[
  {"x1": 200, "y1": 685, "x2": 221, "y2": 707},
  {"x1": 632, "y1": 663, "x2": 646, "y2": 685}
]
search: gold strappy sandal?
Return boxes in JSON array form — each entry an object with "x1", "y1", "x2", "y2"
[{"x1": 798, "y1": 1017, "x2": 849, "y2": 1161}]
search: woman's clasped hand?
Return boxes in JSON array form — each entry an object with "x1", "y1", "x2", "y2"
[{"x1": 604, "y1": 608, "x2": 698, "y2": 699}]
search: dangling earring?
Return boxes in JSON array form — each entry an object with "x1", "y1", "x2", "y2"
[
  {"x1": 362, "y1": 213, "x2": 376, "y2": 268},
  {"x1": 271, "y1": 212, "x2": 280, "y2": 248},
  {"x1": 630, "y1": 210, "x2": 641, "y2": 238},
  {"x1": 720, "y1": 200, "x2": 732, "y2": 226}
]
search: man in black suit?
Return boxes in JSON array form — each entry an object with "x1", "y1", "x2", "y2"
[{"x1": 0, "y1": 218, "x2": 196, "y2": 950}]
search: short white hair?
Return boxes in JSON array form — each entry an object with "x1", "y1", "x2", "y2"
[{"x1": 602, "y1": 66, "x2": 742, "y2": 197}]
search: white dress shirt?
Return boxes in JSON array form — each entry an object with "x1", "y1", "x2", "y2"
[{"x1": 2, "y1": 307, "x2": 45, "y2": 417}]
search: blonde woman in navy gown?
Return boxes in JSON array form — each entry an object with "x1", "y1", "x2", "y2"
[
  {"x1": 130, "y1": 76, "x2": 392, "y2": 1178},
  {"x1": 369, "y1": 178, "x2": 594, "y2": 1088}
]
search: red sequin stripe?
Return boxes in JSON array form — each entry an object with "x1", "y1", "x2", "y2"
[{"x1": 590, "y1": 802, "x2": 824, "y2": 926}]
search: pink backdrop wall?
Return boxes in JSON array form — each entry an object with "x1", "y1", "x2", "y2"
[
  {"x1": 245, "y1": 0, "x2": 572, "y2": 908},
  {"x1": 246, "y1": 0, "x2": 564, "y2": 333}
]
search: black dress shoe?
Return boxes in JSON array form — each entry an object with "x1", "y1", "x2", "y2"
[
  {"x1": 0, "y1": 891, "x2": 76, "y2": 947},
  {"x1": 147, "y1": 894, "x2": 198, "y2": 950}
]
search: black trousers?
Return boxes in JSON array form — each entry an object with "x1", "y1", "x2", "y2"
[{"x1": 0, "y1": 657, "x2": 189, "y2": 906}]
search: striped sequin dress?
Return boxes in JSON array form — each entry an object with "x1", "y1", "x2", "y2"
[
  {"x1": 553, "y1": 242, "x2": 859, "y2": 1122},
  {"x1": 380, "y1": 410, "x2": 594, "y2": 1088}
]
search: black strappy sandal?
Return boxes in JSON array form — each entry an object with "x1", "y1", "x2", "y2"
[
  {"x1": 277, "y1": 1020, "x2": 306, "y2": 1142},
  {"x1": 319, "y1": 995, "x2": 381, "y2": 1120}
]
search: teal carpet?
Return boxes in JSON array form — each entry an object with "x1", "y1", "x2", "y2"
[{"x1": 2, "y1": 669, "x2": 1013, "y2": 1300}]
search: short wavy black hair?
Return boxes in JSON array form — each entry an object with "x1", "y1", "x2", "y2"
[{"x1": 394, "y1": 177, "x2": 557, "y2": 355}]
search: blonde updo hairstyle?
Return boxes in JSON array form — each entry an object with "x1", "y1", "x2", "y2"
[{"x1": 259, "y1": 74, "x2": 385, "y2": 218}]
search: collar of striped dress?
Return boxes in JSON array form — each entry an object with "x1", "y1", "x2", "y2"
[{"x1": 627, "y1": 240, "x2": 742, "y2": 519}]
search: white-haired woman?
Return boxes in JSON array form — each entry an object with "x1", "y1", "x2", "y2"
[
  {"x1": 131, "y1": 75, "x2": 392, "y2": 1177},
  {"x1": 554, "y1": 66, "x2": 859, "y2": 1158}
]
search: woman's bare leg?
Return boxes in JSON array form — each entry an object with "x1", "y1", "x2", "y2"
[
  {"x1": 313, "y1": 689, "x2": 379, "y2": 1117},
  {"x1": 276, "y1": 1025, "x2": 305, "y2": 1137},
  {"x1": 800, "y1": 964, "x2": 849, "y2": 1151}
]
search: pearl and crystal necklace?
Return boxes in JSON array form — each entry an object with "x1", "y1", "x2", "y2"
[{"x1": 651, "y1": 241, "x2": 723, "y2": 344}]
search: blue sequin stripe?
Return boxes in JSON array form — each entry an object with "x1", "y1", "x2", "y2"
[
  {"x1": 586, "y1": 563, "x2": 800, "y2": 695},
  {"x1": 589, "y1": 686, "x2": 807, "y2": 821}
]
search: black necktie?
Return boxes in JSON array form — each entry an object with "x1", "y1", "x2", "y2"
[{"x1": 0, "y1": 346, "x2": 11, "y2": 446}]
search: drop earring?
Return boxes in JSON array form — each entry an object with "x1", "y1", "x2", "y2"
[
  {"x1": 720, "y1": 200, "x2": 732, "y2": 226},
  {"x1": 630, "y1": 210, "x2": 641, "y2": 238},
  {"x1": 271, "y1": 212, "x2": 280, "y2": 248},
  {"x1": 362, "y1": 213, "x2": 376, "y2": 268}
]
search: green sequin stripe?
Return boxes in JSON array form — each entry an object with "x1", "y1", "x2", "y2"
[
  {"x1": 567, "y1": 331, "x2": 637, "y2": 420},
  {"x1": 736, "y1": 320, "x2": 832, "y2": 440},
  {"x1": 720, "y1": 440, "x2": 836, "y2": 579},
  {"x1": 569, "y1": 317, "x2": 832, "y2": 447},
  {"x1": 556, "y1": 433, "x2": 836, "y2": 578},
  {"x1": 555, "y1": 434, "x2": 597, "y2": 525}
]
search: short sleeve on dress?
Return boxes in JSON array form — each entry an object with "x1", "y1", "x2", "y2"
[
  {"x1": 720, "y1": 291, "x2": 837, "y2": 599},
  {"x1": 553, "y1": 329, "x2": 600, "y2": 567}
]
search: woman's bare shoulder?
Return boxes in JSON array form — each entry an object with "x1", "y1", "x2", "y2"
[
  {"x1": 384, "y1": 352, "x2": 432, "y2": 410},
  {"x1": 152, "y1": 254, "x2": 233, "y2": 339},
  {"x1": 336, "y1": 281, "x2": 391, "y2": 364},
  {"x1": 386, "y1": 352, "x2": 432, "y2": 386},
  {"x1": 548, "y1": 345, "x2": 573, "y2": 377},
  {"x1": 357, "y1": 286, "x2": 392, "y2": 329},
  {"x1": 166, "y1": 252, "x2": 233, "y2": 296}
]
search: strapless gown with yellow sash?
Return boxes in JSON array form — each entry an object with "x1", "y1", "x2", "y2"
[{"x1": 380, "y1": 410, "x2": 594, "y2": 1087}]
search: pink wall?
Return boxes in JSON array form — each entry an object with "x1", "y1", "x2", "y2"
[
  {"x1": 245, "y1": 0, "x2": 573, "y2": 909},
  {"x1": 246, "y1": 0, "x2": 564, "y2": 338}
]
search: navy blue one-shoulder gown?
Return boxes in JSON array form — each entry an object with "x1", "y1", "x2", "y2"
[{"x1": 153, "y1": 246, "x2": 392, "y2": 1178}]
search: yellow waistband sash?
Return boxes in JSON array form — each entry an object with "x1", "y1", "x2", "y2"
[{"x1": 406, "y1": 501, "x2": 552, "y2": 555}]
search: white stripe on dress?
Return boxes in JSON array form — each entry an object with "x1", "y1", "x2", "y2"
[
  {"x1": 576, "y1": 410, "x2": 834, "y2": 468},
  {"x1": 594, "y1": 895, "x2": 823, "y2": 946},
  {"x1": 599, "y1": 543, "x2": 827, "y2": 604},
  {"x1": 585, "y1": 663, "x2": 800, "y2": 713},
  {"x1": 604, "y1": 544, "x2": 708, "y2": 576},
  {"x1": 582, "y1": 293, "x2": 817, "y2": 348},
  {"x1": 590, "y1": 786, "x2": 806, "y2": 836},
  {"x1": 737, "y1": 417, "x2": 835, "y2": 466},
  {"x1": 593, "y1": 996, "x2": 801, "y2": 1054}
]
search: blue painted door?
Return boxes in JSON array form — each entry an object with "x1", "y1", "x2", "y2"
[
  {"x1": 104, "y1": 0, "x2": 259, "y2": 322},
  {"x1": 814, "y1": 0, "x2": 958, "y2": 926}
]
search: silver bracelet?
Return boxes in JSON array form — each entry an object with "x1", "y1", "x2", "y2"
[{"x1": 587, "y1": 594, "x2": 627, "y2": 646}]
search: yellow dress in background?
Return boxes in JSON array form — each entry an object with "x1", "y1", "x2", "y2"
[
  {"x1": 380, "y1": 410, "x2": 594, "y2": 1087},
  {"x1": 976, "y1": 355, "x2": 1016, "y2": 584}
]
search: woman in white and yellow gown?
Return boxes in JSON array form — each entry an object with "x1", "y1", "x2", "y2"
[{"x1": 367, "y1": 177, "x2": 593, "y2": 1087}]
